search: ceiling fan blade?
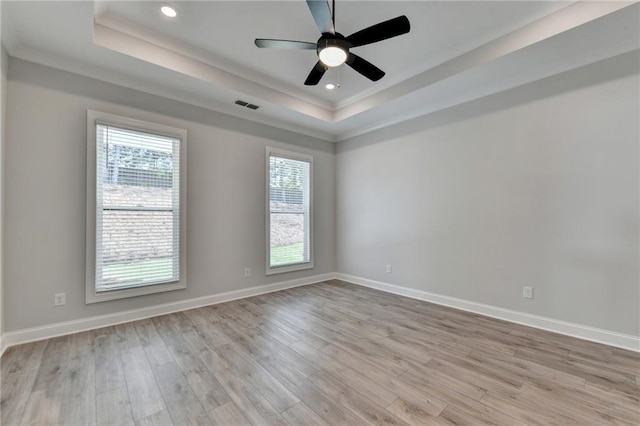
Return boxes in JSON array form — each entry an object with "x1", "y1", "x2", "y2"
[
  {"x1": 255, "y1": 39, "x2": 316, "y2": 50},
  {"x1": 346, "y1": 15, "x2": 410, "y2": 47},
  {"x1": 346, "y1": 53, "x2": 385, "y2": 81},
  {"x1": 304, "y1": 61, "x2": 327, "y2": 85},
  {"x1": 306, "y1": 0, "x2": 335, "y2": 34}
]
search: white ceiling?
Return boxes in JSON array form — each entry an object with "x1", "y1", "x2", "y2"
[{"x1": 2, "y1": 1, "x2": 639, "y2": 142}]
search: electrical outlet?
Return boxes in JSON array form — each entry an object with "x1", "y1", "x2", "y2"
[
  {"x1": 522, "y1": 287, "x2": 533, "y2": 299},
  {"x1": 244, "y1": 268, "x2": 251, "y2": 278},
  {"x1": 54, "y1": 293, "x2": 66, "y2": 306},
  {"x1": 386, "y1": 264, "x2": 392, "y2": 273}
]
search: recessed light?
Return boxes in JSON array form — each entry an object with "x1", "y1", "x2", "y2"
[
  {"x1": 325, "y1": 83, "x2": 336, "y2": 90},
  {"x1": 161, "y1": 5, "x2": 177, "y2": 18}
]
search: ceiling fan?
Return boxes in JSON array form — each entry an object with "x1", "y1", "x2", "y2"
[{"x1": 255, "y1": 0, "x2": 410, "y2": 86}]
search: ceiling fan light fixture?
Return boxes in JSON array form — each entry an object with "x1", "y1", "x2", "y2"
[
  {"x1": 319, "y1": 46, "x2": 347, "y2": 67},
  {"x1": 161, "y1": 5, "x2": 177, "y2": 18},
  {"x1": 255, "y1": 0, "x2": 410, "y2": 85}
]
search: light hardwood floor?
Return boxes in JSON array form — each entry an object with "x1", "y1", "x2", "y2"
[{"x1": 1, "y1": 280, "x2": 639, "y2": 425}]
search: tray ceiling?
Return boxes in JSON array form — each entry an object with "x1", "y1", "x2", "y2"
[{"x1": 2, "y1": 1, "x2": 638, "y2": 141}]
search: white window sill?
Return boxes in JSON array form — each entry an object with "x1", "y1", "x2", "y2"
[
  {"x1": 86, "y1": 280, "x2": 186, "y2": 304},
  {"x1": 266, "y1": 261, "x2": 314, "y2": 276}
]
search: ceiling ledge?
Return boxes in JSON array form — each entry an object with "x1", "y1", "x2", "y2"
[
  {"x1": 93, "y1": 22, "x2": 334, "y2": 123},
  {"x1": 93, "y1": 0, "x2": 635, "y2": 129},
  {"x1": 6, "y1": 1, "x2": 635, "y2": 143},
  {"x1": 94, "y1": 10, "x2": 333, "y2": 112},
  {"x1": 334, "y1": 3, "x2": 639, "y2": 141},
  {"x1": 333, "y1": 0, "x2": 635, "y2": 121}
]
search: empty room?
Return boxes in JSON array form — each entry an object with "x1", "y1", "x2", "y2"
[{"x1": 0, "y1": 0, "x2": 638, "y2": 425}]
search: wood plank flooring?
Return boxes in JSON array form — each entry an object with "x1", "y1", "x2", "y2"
[{"x1": 1, "y1": 280, "x2": 639, "y2": 425}]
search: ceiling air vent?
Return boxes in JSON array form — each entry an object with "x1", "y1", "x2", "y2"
[{"x1": 235, "y1": 100, "x2": 260, "y2": 110}]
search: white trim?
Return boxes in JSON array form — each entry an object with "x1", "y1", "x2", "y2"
[
  {"x1": 86, "y1": 110, "x2": 188, "y2": 304},
  {"x1": 335, "y1": 273, "x2": 640, "y2": 353},
  {"x1": 2, "y1": 273, "x2": 333, "y2": 350},
  {"x1": 265, "y1": 147, "x2": 314, "y2": 276},
  {"x1": 4, "y1": 272, "x2": 637, "y2": 354}
]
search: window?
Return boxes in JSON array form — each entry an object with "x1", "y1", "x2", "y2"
[
  {"x1": 86, "y1": 111, "x2": 186, "y2": 303},
  {"x1": 266, "y1": 147, "x2": 313, "y2": 274}
]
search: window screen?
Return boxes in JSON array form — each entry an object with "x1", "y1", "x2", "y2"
[{"x1": 95, "y1": 123, "x2": 180, "y2": 291}]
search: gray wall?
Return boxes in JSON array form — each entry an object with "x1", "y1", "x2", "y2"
[
  {"x1": 5, "y1": 52, "x2": 639, "y2": 338},
  {"x1": 4, "y1": 58, "x2": 335, "y2": 332},
  {"x1": 336, "y1": 52, "x2": 640, "y2": 336}
]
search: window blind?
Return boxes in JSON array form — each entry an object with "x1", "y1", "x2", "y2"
[
  {"x1": 268, "y1": 154, "x2": 311, "y2": 268},
  {"x1": 95, "y1": 123, "x2": 180, "y2": 291}
]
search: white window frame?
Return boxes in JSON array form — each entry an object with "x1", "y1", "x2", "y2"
[
  {"x1": 266, "y1": 147, "x2": 314, "y2": 275},
  {"x1": 86, "y1": 110, "x2": 187, "y2": 303}
]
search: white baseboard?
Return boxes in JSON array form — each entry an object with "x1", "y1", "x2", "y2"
[
  {"x1": 335, "y1": 273, "x2": 640, "y2": 353},
  {"x1": 3, "y1": 272, "x2": 637, "y2": 355},
  {"x1": 1, "y1": 273, "x2": 334, "y2": 352}
]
